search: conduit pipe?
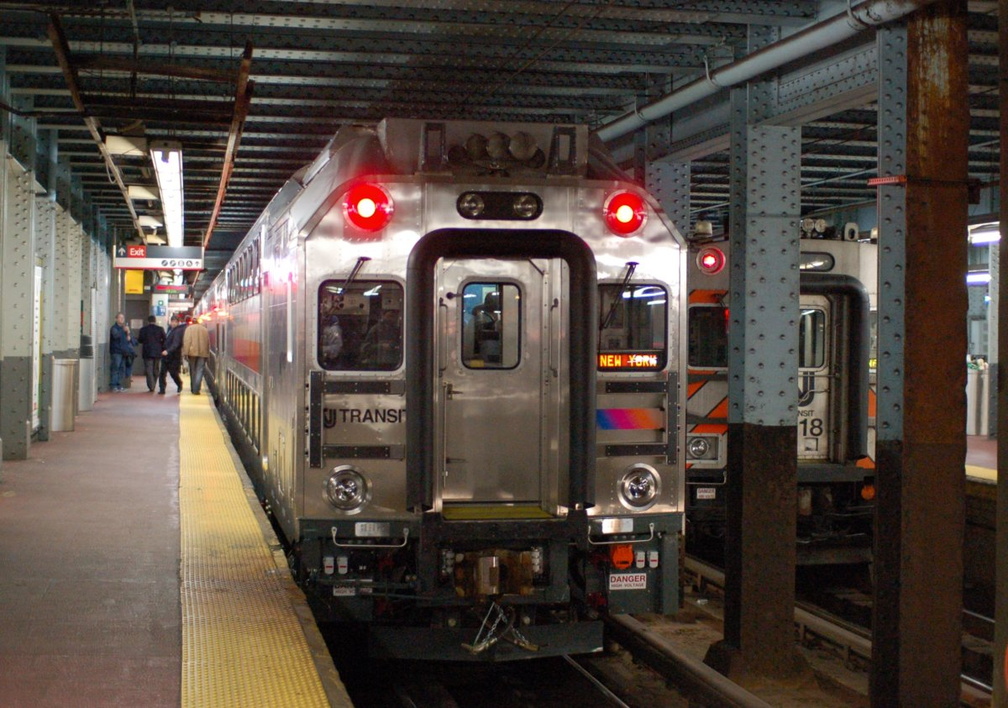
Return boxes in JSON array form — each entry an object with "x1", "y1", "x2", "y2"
[{"x1": 596, "y1": 0, "x2": 938, "y2": 143}]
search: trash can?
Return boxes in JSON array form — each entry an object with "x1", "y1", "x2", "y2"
[
  {"x1": 52, "y1": 358, "x2": 78, "y2": 432},
  {"x1": 79, "y1": 335, "x2": 96, "y2": 411}
]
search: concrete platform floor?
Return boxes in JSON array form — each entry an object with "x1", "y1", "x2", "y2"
[{"x1": 0, "y1": 379, "x2": 182, "y2": 707}]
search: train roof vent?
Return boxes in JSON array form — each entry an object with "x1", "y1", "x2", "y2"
[{"x1": 379, "y1": 118, "x2": 588, "y2": 178}]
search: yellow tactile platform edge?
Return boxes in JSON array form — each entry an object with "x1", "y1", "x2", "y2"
[{"x1": 179, "y1": 393, "x2": 335, "y2": 708}]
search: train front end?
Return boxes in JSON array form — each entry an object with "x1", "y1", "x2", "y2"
[{"x1": 289, "y1": 119, "x2": 686, "y2": 660}]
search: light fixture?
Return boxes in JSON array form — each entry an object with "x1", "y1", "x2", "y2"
[
  {"x1": 137, "y1": 215, "x2": 163, "y2": 229},
  {"x1": 127, "y1": 184, "x2": 159, "y2": 201},
  {"x1": 968, "y1": 222, "x2": 1000, "y2": 245},
  {"x1": 104, "y1": 135, "x2": 147, "y2": 157},
  {"x1": 966, "y1": 271, "x2": 990, "y2": 285},
  {"x1": 150, "y1": 140, "x2": 184, "y2": 248}
]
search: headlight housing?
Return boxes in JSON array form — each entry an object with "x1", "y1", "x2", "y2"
[
  {"x1": 686, "y1": 434, "x2": 719, "y2": 461},
  {"x1": 325, "y1": 466, "x2": 370, "y2": 512},
  {"x1": 618, "y1": 465, "x2": 660, "y2": 510}
]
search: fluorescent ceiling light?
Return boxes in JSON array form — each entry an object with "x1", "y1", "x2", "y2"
[
  {"x1": 968, "y1": 222, "x2": 1000, "y2": 245},
  {"x1": 150, "y1": 140, "x2": 184, "y2": 248},
  {"x1": 966, "y1": 271, "x2": 990, "y2": 285},
  {"x1": 137, "y1": 215, "x2": 163, "y2": 228}
]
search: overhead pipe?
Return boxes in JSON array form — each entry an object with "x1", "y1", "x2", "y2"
[{"x1": 596, "y1": 0, "x2": 938, "y2": 143}]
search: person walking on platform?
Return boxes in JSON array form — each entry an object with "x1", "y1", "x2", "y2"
[
  {"x1": 182, "y1": 315, "x2": 210, "y2": 395},
  {"x1": 121, "y1": 325, "x2": 138, "y2": 388},
  {"x1": 137, "y1": 316, "x2": 166, "y2": 392},
  {"x1": 159, "y1": 315, "x2": 186, "y2": 394},
  {"x1": 108, "y1": 312, "x2": 130, "y2": 392}
]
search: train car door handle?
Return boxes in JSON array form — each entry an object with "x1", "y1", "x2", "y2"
[{"x1": 445, "y1": 383, "x2": 462, "y2": 399}]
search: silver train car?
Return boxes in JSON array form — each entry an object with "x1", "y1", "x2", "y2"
[
  {"x1": 685, "y1": 236, "x2": 877, "y2": 565},
  {"x1": 196, "y1": 118, "x2": 687, "y2": 661}
]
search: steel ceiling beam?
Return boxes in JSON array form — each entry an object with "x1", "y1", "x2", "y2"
[
  {"x1": 597, "y1": 0, "x2": 942, "y2": 142},
  {"x1": 203, "y1": 41, "x2": 253, "y2": 250},
  {"x1": 45, "y1": 12, "x2": 144, "y2": 240}
]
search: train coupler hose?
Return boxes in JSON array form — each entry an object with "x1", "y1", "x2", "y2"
[{"x1": 462, "y1": 602, "x2": 539, "y2": 654}]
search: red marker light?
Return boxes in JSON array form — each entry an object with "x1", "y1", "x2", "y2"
[
  {"x1": 343, "y1": 183, "x2": 394, "y2": 231},
  {"x1": 603, "y1": 191, "x2": 647, "y2": 236},
  {"x1": 696, "y1": 246, "x2": 726, "y2": 275}
]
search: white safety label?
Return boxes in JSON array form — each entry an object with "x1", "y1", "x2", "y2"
[
  {"x1": 609, "y1": 572, "x2": 648, "y2": 591},
  {"x1": 333, "y1": 586, "x2": 356, "y2": 597},
  {"x1": 696, "y1": 487, "x2": 717, "y2": 500},
  {"x1": 355, "y1": 521, "x2": 390, "y2": 537}
]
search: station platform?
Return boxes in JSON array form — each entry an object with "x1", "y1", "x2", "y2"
[{"x1": 0, "y1": 379, "x2": 352, "y2": 708}]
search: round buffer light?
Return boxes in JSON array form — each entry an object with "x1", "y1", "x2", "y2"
[
  {"x1": 325, "y1": 466, "x2": 370, "y2": 512},
  {"x1": 603, "y1": 190, "x2": 647, "y2": 236},
  {"x1": 457, "y1": 192, "x2": 485, "y2": 218},
  {"x1": 696, "y1": 246, "x2": 726, "y2": 275},
  {"x1": 619, "y1": 465, "x2": 659, "y2": 510},
  {"x1": 344, "y1": 183, "x2": 394, "y2": 231}
]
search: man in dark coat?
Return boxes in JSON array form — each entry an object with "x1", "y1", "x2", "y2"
[
  {"x1": 158, "y1": 315, "x2": 186, "y2": 394},
  {"x1": 137, "y1": 316, "x2": 166, "y2": 392},
  {"x1": 108, "y1": 312, "x2": 129, "y2": 391}
]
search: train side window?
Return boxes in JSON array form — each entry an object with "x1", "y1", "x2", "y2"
[
  {"x1": 597, "y1": 283, "x2": 667, "y2": 371},
  {"x1": 461, "y1": 282, "x2": 520, "y2": 369},
  {"x1": 318, "y1": 280, "x2": 403, "y2": 371},
  {"x1": 688, "y1": 305, "x2": 728, "y2": 369},
  {"x1": 798, "y1": 308, "x2": 827, "y2": 369}
]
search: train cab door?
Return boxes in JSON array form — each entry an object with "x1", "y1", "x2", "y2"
[
  {"x1": 435, "y1": 257, "x2": 564, "y2": 518},
  {"x1": 797, "y1": 294, "x2": 832, "y2": 462}
]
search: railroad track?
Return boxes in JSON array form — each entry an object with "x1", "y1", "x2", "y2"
[{"x1": 683, "y1": 555, "x2": 995, "y2": 706}]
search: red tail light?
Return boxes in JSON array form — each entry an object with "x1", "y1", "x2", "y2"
[
  {"x1": 343, "y1": 183, "x2": 394, "y2": 231},
  {"x1": 696, "y1": 246, "x2": 726, "y2": 275},
  {"x1": 603, "y1": 190, "x2": 647, "y2": 235}
]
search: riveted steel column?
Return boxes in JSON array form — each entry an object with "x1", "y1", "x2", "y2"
[
  {"x1": 647, "y1": 160, "x2": 690, "y2": 238},
  {"x1": 871, "y1": 3, "x2": 968, "y2": 705},
  {"x1": 54, "y1": 208, "x2": 82, "y2": 358},
  {"x1": 994, "y1": 0, "x2": 1008, "y2": 702},
  {"x1": 705, "y1": 71, "x2": 802, "y2": 679},
  {"x1": 95, "y1": 229, "x2": 112, "y2": 390},
  {"x1": 0, "y1": 156, "x2": 38, "y2": 459},
  {"x1": 35, "y1": 196, "x2": 56, "y2": 439}
]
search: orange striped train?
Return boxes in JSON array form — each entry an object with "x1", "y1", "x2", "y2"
[{"x1": 686, "y1": 233, "x2": 877, "y2": 565}]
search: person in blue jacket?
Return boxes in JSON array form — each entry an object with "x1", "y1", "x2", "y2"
[{"x1": 108, "y1": 312, "x2": 129, "y2": 392}]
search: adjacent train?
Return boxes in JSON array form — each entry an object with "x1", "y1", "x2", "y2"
[
  {"x1": 195, "y1": 118, "x2": 687, "y2": 661},
  {"x1": 685, "y1": 233, "x2": 878, "y2": 565}
]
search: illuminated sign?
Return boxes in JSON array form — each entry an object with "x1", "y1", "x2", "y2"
[{"x1": 598, "y1": 352, "x2": 660, "y2": 370}]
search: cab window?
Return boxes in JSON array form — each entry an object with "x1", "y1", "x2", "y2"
[
  {"x1": 688, "y1": 305, "x2": 728, "y2": 368},
  {"x1": 318, "y1": 280, "x2": 403, "y2": 371},
  {"x1": 598, "y1": 283, "x2": 667, "y2": 371},
  {"x1": 461, "y1": 282, "x2": 520, "y2": 369}
]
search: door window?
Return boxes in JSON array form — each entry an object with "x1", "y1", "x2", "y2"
[
  {"x1": 798, "y1": 308, "x2": 827, "y2": 369},
  {"x1": 460, "y1": 282, "x2": 521, "y2": 369}
]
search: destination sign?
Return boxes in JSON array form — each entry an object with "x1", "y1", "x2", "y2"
[{"x1": 598, "y1": 352, "x2": 661, "y2": 370}]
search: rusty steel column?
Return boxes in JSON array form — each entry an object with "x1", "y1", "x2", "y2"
[
  {"x1": 870, "y1": 2, "x2": 968, "y2": 706},
  {"x1": 994, "y1": 0, "x2": 1008, "y2": 703},
  {"x1": 704, "y1": 48, "x2": 804, "y2": 679}
]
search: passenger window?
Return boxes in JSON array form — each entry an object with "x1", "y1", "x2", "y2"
[
  {"x1": 318, "y1": 280, "x2": 403, "y2": 371},
  {"x1": 461, "y1": 282, "x2": 520, "y2": 369},
  {"x1": 798, "y1": 308, "x2": 827, "y2": 369},
  {"x1": 597, "y1": 283, "x2": 667, "y2": 371},
  {"x1": 688, "y1": 305, "x2": 728, "y2": 369}
]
